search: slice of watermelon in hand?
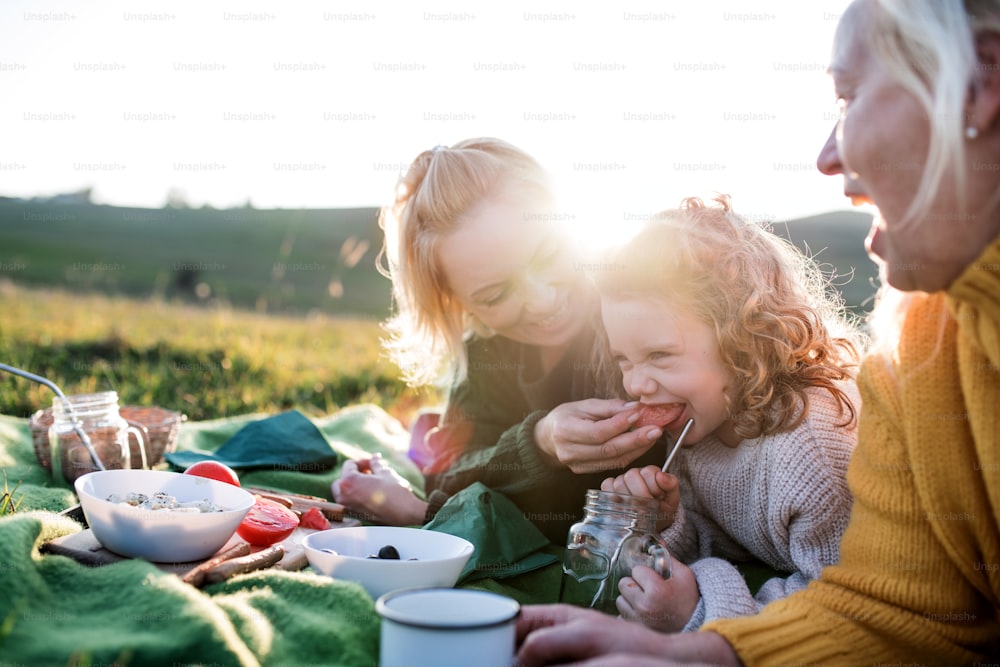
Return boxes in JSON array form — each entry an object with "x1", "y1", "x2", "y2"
[{"x1": 632, "y1": 403, "x2": 685, "y2": 430}]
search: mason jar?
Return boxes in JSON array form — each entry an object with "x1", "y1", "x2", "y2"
[
  {"x1": 559, "y1": 489, "x2": 671, "y2": 614},
  {"x1": 48, "y1": 391, "x2": 139, "y2": 484}
]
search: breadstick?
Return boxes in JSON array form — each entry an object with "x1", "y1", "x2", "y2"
[
  {"x1": 203, "y1": 545, "x2": 285, "y2": 584},
  {"x1": 181, "y1": 542, "x2": 252, "y2": 587}
]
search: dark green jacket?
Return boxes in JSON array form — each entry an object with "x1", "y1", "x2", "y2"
[{"x1": 424, "y1": 325, "x2": 663, "y2": 544}]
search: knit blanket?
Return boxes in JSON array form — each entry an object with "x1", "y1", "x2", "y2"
[{"x1": 0, "y1": 407, "x2": 563, "y2": 667}]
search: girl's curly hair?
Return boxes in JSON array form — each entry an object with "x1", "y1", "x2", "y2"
[{"x1": 595, "y1": 195, "x2": 862, "y2": 439}]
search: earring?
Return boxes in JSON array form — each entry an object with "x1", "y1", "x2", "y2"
[{"x1": 966, "y1": 125, "x2": 980, "y2": 140}]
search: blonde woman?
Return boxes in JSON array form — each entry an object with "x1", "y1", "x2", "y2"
[
  {"x1": 332, "y1": 138, "x2": 665, "y2": 542},
  {"x1": 516, "y1": 0, "x2": 1000, "y2": 663}
]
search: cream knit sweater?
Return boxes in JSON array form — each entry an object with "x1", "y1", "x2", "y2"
[{"x1": 663, "y1": 382, "x2": 861, "y2": 630}]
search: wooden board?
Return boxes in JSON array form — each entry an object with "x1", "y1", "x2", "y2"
[{"x1": 43, "y1": 518, "x2": 361, "y2": 581}]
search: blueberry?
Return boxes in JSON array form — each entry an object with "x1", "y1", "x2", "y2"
[{"x1": 377, "y1": 545, "x2": 400, "y2": 560}]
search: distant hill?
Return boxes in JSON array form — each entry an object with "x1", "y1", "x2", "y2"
[
  {"x1": 769, "y1": 210, "x2": 879, "y2": 315},
  {"x1": 0, "y1": 200, "x2": 878, "y2": 318},
  {"x1": 0, "y1": 200, "x2": 390, "y2": 317}
]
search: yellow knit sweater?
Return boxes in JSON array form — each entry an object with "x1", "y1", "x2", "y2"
[{"x1": 705, "y1": 238, "x2": 1000, "y2": 665}]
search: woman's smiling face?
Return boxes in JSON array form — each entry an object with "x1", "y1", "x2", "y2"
[{"x1": 437, "y1": 193, "x2": 591, "y2": 348}]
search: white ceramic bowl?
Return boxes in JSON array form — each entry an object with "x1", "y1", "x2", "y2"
[
  {"x1": 302, "y1": 526, "x2": 474, "y2": 599},
  {"x1": 377, "y1": 588, "x2": 520, "y2": 667},
  {"x1": 75, "y1": 469, "x2": 255, "y2": 563}
]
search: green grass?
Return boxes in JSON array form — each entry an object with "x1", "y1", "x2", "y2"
[
  {"x1": 0, "y1": 283, "x2": 438, "y2": 424},
  {"x1": 0, "y1": 471, "x2": 24, "y2": 515}
]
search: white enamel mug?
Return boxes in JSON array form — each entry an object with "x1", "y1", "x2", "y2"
[{"x1": 376, "y1": 588, "x2": 520, "y2": 667}]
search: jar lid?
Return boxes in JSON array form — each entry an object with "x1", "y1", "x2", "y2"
[
  {"x1": 52, "y1": 391, "x2": 122, "y2": 419},
  {"x1": 583, "y1": 489, "x2": 660, "y2": 516}
]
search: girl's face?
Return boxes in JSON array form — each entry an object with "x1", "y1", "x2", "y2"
[
  {"x1": 818, "y1": 0, "x2": 1000, "y2": 292},
  {"x1": 437, "y1": 193, "x2": 591, "y2": 348},
  {"x1": 601, "y1": 296, "x2": 739, "y2": 447}
]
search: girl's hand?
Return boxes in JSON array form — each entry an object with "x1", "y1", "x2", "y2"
[
  {"x1": 617, "y1": 562, "x2": 700, "y2": 633},
  {"x1": 331, "y1": 454, "x2": 427, "y2": 526},
  {"x1": 601, "y1": 465, "x2": 680, "y2": 532},
  {"x1": 534, "y1": 399, "x2": 662, "y2": 474}
]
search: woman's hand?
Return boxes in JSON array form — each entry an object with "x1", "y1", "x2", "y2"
[
  {"x1": 516, "y1": 603, "x2": 742, "y2": 666},
  {"x1": 534, "y1": 399, "x2": 662, "y2": 474},
  {"x1": 601, "y1": 465, "x2": 680, "y2": 532},
  {"x1": 617, "y1": 562, "x2": 700, "y2": 633},
  {"x1": 330, "y1": 454, "x2": 427, "y2": 526},
  {"x1": 516, "y1": 604, "x2": 671, "y2": 665}
]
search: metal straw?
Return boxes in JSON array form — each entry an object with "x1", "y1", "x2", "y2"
[
  {"x1": 0, "y1": 362, "x2": 107, "y2": 470},
  {"x1": 661, "y1": 418, "x2": 694, "y2": 473}
]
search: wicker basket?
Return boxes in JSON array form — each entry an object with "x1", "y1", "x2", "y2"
[{"x1": 31, "y1": 405, "x2": 185, "y2": 473}]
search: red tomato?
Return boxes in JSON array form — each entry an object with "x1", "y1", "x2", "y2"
[
  {"x1": 633, "y1": 404, "x2": 683, "y2": 430},
  {"x1": 237, "y1": 496, "x2": 299, "y2": 546},
  {"x1": 298, "y1": 506, "x2": 332, "y2": 531},
  {"x1": 184, "y1": 461, "x2": 241, "y2": 487}
]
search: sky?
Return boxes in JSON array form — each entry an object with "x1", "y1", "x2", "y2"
[{"x1": 1, "y1": 0, "x2": 856, "y2": 247}]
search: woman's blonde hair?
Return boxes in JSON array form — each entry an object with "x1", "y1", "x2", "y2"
[
  {"x1": 378, "y1": 138, "x2": 553, "y2": 386},
  {"x1": 596, "y1": 195, "x2": 863, "y2": 440}
]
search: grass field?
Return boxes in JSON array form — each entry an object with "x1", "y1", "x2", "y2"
[{"x1": 0, "y1": 282, "x2": 437, "y2": 424}]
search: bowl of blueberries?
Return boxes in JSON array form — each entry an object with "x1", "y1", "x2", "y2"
[{"x1": 302, "y1": 526, "x2": 474, "y2": 599}]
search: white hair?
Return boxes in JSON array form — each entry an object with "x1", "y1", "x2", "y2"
[
  {"x1": 866, "y1": 0, "x2": 985, "y2": 225},
  {"x1": 850, "y1": 0, "x2": 1000, "y2": 357}
]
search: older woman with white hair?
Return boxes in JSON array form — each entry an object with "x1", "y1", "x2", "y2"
[{"x1": 515, "y1": 1, "x2": 1000, "y2": 664}]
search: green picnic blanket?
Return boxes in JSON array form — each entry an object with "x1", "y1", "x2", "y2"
[
  {"x1": 426, "y1": 482, "x2": 560, "y2": 583},
  {"x1": 2, "y1": 511, "x2": 379, "y2": 667},
  {"x1": 0, "y1": 406, "x2": 564, "y2": 667},
  {"x1": 168, "y1": 405, "x2": 424, "y2": 500},
  {"x1": 0, "y1": 405, "x2": 423, "y2": 513}
]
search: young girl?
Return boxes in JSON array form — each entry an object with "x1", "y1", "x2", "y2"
[{"x1": 596, "y1": 195, "x2": 862, "y2": 632}]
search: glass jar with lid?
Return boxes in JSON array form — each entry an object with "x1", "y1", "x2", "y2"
[
  {"x1": 48, "y1": 391, "x2": 141, "y2": 484},
  {"x1": 559, "y1": 489, "x2": 672, "y2": 614}
]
